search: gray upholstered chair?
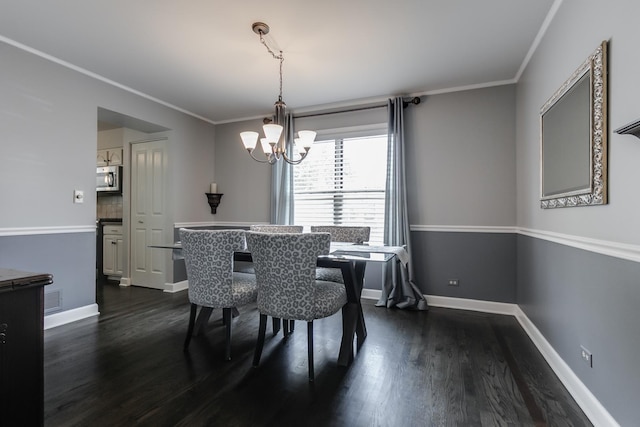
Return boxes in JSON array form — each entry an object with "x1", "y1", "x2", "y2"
[
  {"x1": 246, "y1": 231, "x2": 348, "y2": 381},
  {"x1": 310, "y1": 225, "x2": 370, "y2": 244},
  {"x1": 239, "y1": 224, "x2": 305, "y2": 335},
  {"x1": 311, "y1": 226, "x2": 371, "y2": 283},
  {"x1": 180, "y1": 228, "x2": 257, "y2": 360},
  {"x1": 249, "y1": 224, "x2": 304, "y2": 233},
  {"x1": 235, "y1": 225, "x2": 305, "y2": 274}
]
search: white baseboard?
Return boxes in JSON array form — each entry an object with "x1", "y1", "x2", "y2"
[
  {"x1": 514, "y1": 307, "x2": 619, "y2": 427},
  {"x1": 363, "y1": 289, "x2": 518, "y2": 316},
  {"x1": 44, "y1": 303, "x2": 99, "y2": 330},
  {"x1": 361, "y1": 288, "x2": 382, "y2": 301},
  {"x1": 425, "y1": 294, "x2": 518, "y2": 315},
  {"x1": 164, "y1": 280, "x2": 188, "y2": 293}
]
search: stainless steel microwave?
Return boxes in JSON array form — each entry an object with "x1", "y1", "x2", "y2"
[{"x1": 96, "y1": 166, "x2": 122, "y2": 193}]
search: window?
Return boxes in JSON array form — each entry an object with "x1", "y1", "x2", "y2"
[{"x1": 293, "y1": 133, "x2": 388, "y2": 243}]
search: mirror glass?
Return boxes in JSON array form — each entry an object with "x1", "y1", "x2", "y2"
[{"x1": 540, "y1": 41, "x2": 607, "y2": 209}]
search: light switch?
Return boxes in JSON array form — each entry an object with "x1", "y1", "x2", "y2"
[{"x1": 74, "y1": 190, "x2": 84, "y2": 204}]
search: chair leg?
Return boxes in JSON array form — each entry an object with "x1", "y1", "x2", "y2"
[
  {"x1": 223, "y1": 307, "x2": 232, "y2": 361},
  {"x1": 282, "y1": 319, "x2": 294, "y2": 335},
  {"x1": 183, "y1": 303, "x2": 197, "y2": 352},
  {"x1": 307, "y1": 321, "x2": 314, "y2": 382},
  {"x1": 253, "y1": 313, "x2": 268, "y2": 367},
  {"x1": 272, "y1": 317, "x2": 281, "y2": 336}
]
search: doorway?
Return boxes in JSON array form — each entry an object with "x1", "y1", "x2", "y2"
[{"x1": 96, "y1": 108, "x2": 171, "y2": 303}]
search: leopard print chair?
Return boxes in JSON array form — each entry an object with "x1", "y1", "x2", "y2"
[
  {"x1": 234, "y1": 225, "x2": 305, "y2": 274},
  {"x1": 239, "y1": 225, "x2": 306, "y2": 335},
  {"x1": 180, "y1": 228, "x2": 257, "y2": 360},
  {"x1": 310, "y1": 226, "x2": 371, "y2": 283},
  {"x1": 246, "y1": 231, "x2": 347, "y2": 381},
  {"x1": 309, "y1": 226, "x2": 370, "y2": 244},
  {"x1": 249, "y1": 224, "x2": 304, "y2": 233}
]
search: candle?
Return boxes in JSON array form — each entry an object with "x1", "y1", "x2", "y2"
[{"x1": 210, "y1": 183, "x2": 217, "y2": 193}]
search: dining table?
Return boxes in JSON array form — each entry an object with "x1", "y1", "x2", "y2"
[{"x1": 150, "y1": 241, "x2": 398, "y2": 366}]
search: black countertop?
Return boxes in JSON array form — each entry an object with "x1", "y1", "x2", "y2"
[
  {"x1": 0, "y1": 268, "x2": 53, "y2": 291},
  {"x1": 98, "y1": 218, "x2": 122, "y2": 224}
]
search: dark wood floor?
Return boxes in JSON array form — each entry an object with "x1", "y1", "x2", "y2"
[{"x1": 44, "y1": 282, "x2": 591, "y2": 426}]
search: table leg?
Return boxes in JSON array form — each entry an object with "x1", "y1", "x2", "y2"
[
  {"x1": 353, "y1": 261, "x2": 367, "y2": 347},
  {"x1": 333, "y1": 259, "x2": 368, "y2": 366},
  {"x1": 338, "y1": 302, "x2": 358, "y2": 366}
]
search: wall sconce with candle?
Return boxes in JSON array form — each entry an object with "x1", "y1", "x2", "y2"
[{"x1": 206, "y1": 183, "x2": 223, "y2": 214}]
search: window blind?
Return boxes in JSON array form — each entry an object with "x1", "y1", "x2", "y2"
[{"x1": 293, "y1": 134, "x2": 387, "y2": 243}]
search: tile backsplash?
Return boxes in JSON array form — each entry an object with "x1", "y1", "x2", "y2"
[{"x1": 97, "y1": 194, "x2": 123, "y2": 219}]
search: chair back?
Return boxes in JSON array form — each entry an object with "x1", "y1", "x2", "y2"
[
  {"x1": 179, "y1": 228, "x2": 246, "y2": 307},
  {"x1": 246, "y1": 231, "x2": 331, "y2": 321},
  {"x1": 310, "y1": 226, "x2": 370, "y2": 244},
  {"x1": 249, "y1": 224, "x2": 303, "y2": 233}
]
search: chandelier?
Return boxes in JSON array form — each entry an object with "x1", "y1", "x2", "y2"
[{"x1": 240, "y1": 22, "x2": 316, "y2": 165}]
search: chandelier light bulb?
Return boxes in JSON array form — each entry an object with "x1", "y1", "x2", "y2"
[
  {"x1": 297, "y1": 130, "x2": 317, "y2": 148},
  {"x1": 240, "y1": 131, "x2": 259, "y2": 150},
  {"x1": 294, "y1": 139, "x2": 307, "y2": 154},
  {"x1": 263, "y1": 124, "x2": 283, "y2": 143},
  {"x1": 259, "y1": 138, "x2": 272, "y2": 155}
]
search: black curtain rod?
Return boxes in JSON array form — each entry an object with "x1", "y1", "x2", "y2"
[{"x1": 293, "y1": 96, "x2": 421, "y2": 119}]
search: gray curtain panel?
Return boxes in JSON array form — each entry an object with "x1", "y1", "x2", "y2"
[
  {"x1": 379, "y1": 97, "x2": 428, "y2": 311},
  {"x1": 270, "y1": 113, "x2": 295, "y2": 225}
]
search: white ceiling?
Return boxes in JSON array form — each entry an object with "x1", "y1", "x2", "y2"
[{"x1": 0, "y1": 0, "x2": 557, "y2": 124}]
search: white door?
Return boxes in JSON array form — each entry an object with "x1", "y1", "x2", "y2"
[{"x1": 130, "y1": 139, "x2": 168, "y2": 289}]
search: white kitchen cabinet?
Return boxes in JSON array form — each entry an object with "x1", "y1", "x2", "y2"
[
  {"x1": 97, "y1": 148, "x2": 123, "y2": 166},
  {"x1": 97, "y1": 149, "x2": 109, "y2": 166},
  {"x1": 108, "y1": 148, "x2": 123, "y2": 165},
  {"x1": 103, "y1": 224, "x2": 123, "y2": 277}
]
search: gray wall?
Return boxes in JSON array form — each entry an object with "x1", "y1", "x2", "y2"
[
  {"x1": 0, "y1": 233, "x2": 95, "y2": 313},
  {"x1": 405, "y1": 85, "x2": 517, "y2": 227},
  {"x1": 517, "y1": 1, "x2": 640, "y2": 240},
  {"x1": 413, "y1": 231, "x2": 516, "y2": 302},
  {"x1": 0, "y1": 40, "x2": 217, "y2": 312},
  {"x1": 213, "y1": 119, "x2": 272, "y2": 222},
  {"x1": 516, "y1": 0, "x2": 640, "y2": 424},
  {"x1": 403, "y1": 85, "x2": 518, "y2": 303},
  {"x1": 517, "y1": 236, "x2": 640, "y2": 426}
]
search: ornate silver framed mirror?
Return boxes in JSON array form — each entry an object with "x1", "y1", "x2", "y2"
[{"x1": 540, "y1": 41, "x2": 608, "y2": 209}]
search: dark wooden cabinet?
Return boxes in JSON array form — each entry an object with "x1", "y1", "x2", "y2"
[{"x1": 0, "y1": 269, "x2": 52, "y2": 427}]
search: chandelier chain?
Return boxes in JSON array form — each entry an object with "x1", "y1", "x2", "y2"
[{"x1": 258, "y1": 32, "x2": 284, "y2": 99}]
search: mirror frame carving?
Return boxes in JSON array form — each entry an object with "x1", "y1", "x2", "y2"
[{"x1": 540, "y1": 41, "x2": 608, "y2": 209}]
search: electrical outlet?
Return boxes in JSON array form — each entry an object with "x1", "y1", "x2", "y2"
[
  {"x1": 73, "y1": 190, "x2": 84, "y2": 204},
  {"x1": 580, "y1": 345, "x2": 593, "y2": 367},
  {"x1": 448, "y1": 279, "x2": 459, "y2": 286}
]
